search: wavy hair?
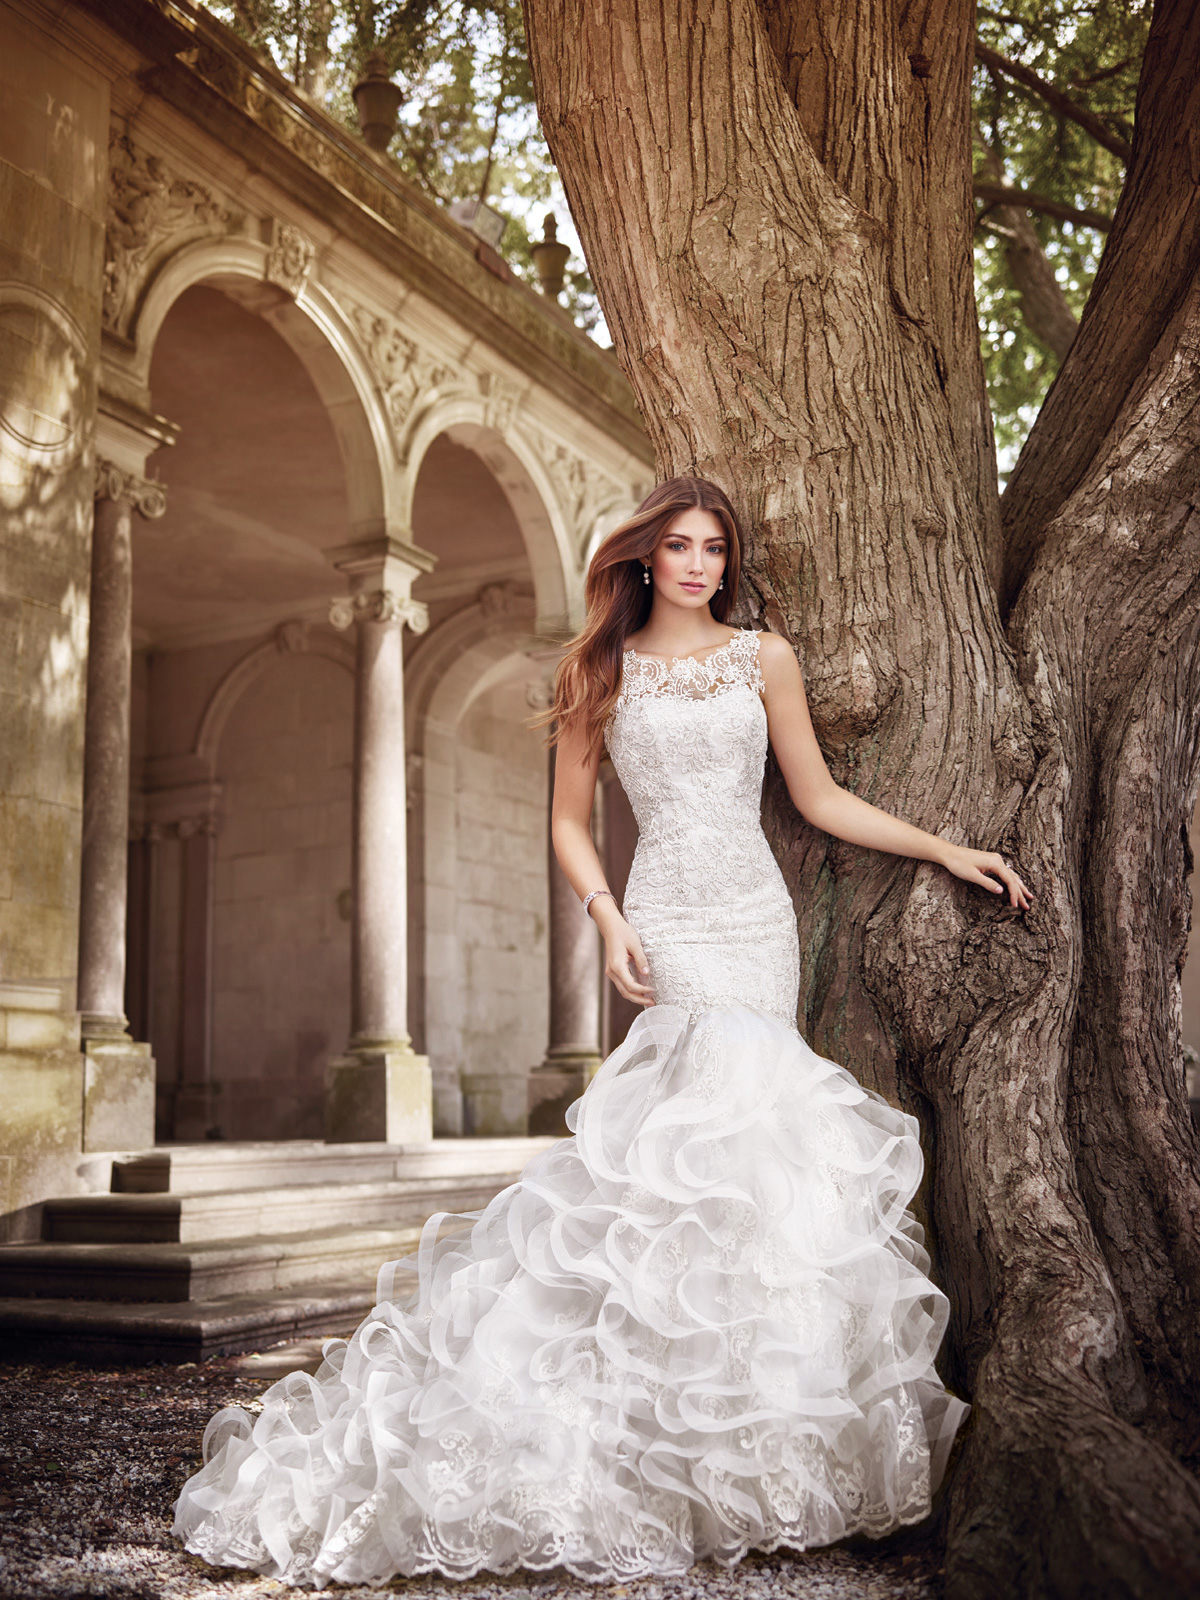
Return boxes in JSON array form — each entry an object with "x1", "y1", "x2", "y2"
[{"x1": 546, "y1": 476, "x2": 744, "y2": 754}]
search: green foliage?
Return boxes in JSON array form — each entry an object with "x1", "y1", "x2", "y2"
[
  {"x1": 199, "y1": 1, "x2": 1156, "y2": 453},
  {"x1": 973, "y1": 1, "x2": 1150, "y2": 465},
  {"x1": 199, "y1": 0, "x2": 602, "y2": 331}
]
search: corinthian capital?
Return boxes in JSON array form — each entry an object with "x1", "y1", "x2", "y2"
[
  {"x1": 330, "y1": 589, "x2": 430, "y2": 634},
  {"x1": 94, "y1": 458, "x2": 167, "y2": 519}
]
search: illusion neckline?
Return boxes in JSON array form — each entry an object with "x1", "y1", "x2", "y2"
[{"x1": 623, "y1": 631, "x2": 755, "y2": 668}]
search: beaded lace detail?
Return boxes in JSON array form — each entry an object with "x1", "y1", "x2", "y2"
[
  {"x1": 616, "y1": 629, "x2": 766, "y2": 705},
  {"x1": 605, "y1": 629, "x2": 799, "y2": 1024}
]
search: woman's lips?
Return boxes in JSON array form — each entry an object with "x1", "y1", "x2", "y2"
[{"x1": 680, "y1": 582, "x2": 706, "y2": 592}]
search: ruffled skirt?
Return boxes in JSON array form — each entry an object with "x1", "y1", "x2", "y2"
[{"x1": 173, "y1": 1003, "x2": 968, "y2": 1585}]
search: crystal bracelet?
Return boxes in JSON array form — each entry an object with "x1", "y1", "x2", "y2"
[{"x1": 583, "y1": 889, "x2": 616, "y2": 917}]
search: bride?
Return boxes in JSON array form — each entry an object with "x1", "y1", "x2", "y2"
[{"x1": 174, "y1": 477, "x2": 1031, "y2": 1586}]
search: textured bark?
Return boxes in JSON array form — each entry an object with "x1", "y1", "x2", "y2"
[
  {"x1": 1001, "y1": 0, "x2": 1200, "y2": 610},
  {"x1": 523, "y1": 0, "x2": 1200, "y2": 1594}
]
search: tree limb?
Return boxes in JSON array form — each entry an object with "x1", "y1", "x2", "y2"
[
  {"x1": 999, "y1": 0, "x2": 1200, "y2": 613},
  {"x1": 975, "y1": 40, "x2": 1132, "y2": 163},
  {"x1": 973, "y1": 180, "x2": 1112, "y2": 233}
]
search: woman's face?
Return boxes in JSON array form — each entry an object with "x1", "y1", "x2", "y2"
[{"x1": 648, "y1": 508, "x2": 729, "y2": 608}]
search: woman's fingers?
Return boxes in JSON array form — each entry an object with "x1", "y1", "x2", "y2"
[
  {"x1": 978, "y1": 854, "x2": 1034, "y2": 909},
  {"x1": 606, "y1": 944, "x2": 655, "y2": 1005}
]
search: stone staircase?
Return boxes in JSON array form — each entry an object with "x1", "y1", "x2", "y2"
[{"x1": 0, "y1": 1137, "x2": 553, "y2": 1365}]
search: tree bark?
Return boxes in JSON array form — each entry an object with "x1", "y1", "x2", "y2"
[
  {"x1": 523, "y1": 0, "x2": 1200, "y2": 1593},
  {"x1": 1000, "y1": 0, "x2": 1200, "y2": 611}
]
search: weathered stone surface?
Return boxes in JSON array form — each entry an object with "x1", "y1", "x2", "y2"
[
  {"x1": 81, "y1": 1037, "x2": 155, "y2": 1153},
  {"x1": 325, "y1": 1048, "x2": 433, "y2": 1143}
]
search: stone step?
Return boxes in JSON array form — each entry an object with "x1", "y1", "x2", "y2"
[
  {"x1": 0, "y1": 1221, "x2": 427, "y2": 1301},
  {"x1": 0, "y1": 1285, "x2": 377, "y2": 1365},
  {"x1": 43, "y1": 1170, "x2": 521, "y2": 1244},
  {"x1": 111, "y1": 1136, "x2": 556, "y2": 1194}
]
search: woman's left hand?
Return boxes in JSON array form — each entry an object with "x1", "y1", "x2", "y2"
[{"x1": 940, "y1": 844, "x2": 1034, "y2": 909}]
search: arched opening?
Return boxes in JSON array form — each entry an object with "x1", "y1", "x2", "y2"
[
  {"x1": 403, "y1": 431, "x2": 555, "y2": 1135},
  {"x1": 129, "y1": 280, "x2": 361, "y2": 1141},
  {"x1": 209, "y1": 650, "x2": 353, "y2": 1140}
]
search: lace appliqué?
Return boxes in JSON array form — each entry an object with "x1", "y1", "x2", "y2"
[{"x1": 605, "y1": 630, "x2": 799, "y2": 1025}]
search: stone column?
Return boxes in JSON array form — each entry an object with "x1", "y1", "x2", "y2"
[
  {"x1": 528, "y1": 750, "x2": 603, "y2": 1135},
  {"x1": 326, "y1": 536, "x2": 435, "y2": 1143},
  {"x1": 77, "y1": 460, "x2": 165, "y2": 1153}
]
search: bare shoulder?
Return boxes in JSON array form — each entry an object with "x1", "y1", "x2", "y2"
[{"x1": 755, "y1": 630, "x2": 801, "y2": 675}]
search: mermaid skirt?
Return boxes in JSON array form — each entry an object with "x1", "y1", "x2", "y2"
[{"x1": 173, "y1": 1001, "x2": 968, "y2": 1586}]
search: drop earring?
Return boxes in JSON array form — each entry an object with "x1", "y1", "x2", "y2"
[
  {"x1": 642, "y1": 567, "x2": 650, "y2": 585},
  {"x1": 718, "y1": 578, "x2": 724, "y2": 590}
]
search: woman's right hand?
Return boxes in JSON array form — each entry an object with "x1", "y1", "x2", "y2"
[{"x1": 592, "y1": 903, "x2": 656, "y2": 1006}]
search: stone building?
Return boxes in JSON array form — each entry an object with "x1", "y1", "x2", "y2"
[{"x1": 0, "y1": 0, "x2": 653, "y2": 1290}]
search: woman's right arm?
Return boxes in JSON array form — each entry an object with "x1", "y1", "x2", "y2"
[{"x1": 550, "y1": 718, "x2": 656, "y2": 1007}]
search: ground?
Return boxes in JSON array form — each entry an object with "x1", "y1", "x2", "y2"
[{"x1": 0, "y1": 1342, "x2": 943, "y2": 1599}]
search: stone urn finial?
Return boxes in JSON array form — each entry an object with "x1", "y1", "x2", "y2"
[
  {"x1": 352, "y1": 51, "x2": 404, "y2": 152},
  {"x1": 530, "y1": 213, "x2": 571, "y2": 299}
]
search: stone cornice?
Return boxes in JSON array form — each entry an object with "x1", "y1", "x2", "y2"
[{"x1": 73, "y1": 0, "x2": 652, "y2": 465}]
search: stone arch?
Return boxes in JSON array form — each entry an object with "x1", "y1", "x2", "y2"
[
  {"x1": 195, "y1": 624, "x2": 355, "y2": 779},
  {"x1": 128, "y1": 235, "x2": 395, "y2": 536},
  {"x1": 405, "y1": 398, "x2": 580, "y2": 636},
  {"x1": 405, "y1": 598, "x2": 551, "y2": 1135}
]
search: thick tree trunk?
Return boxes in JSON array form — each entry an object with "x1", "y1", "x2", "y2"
[{"x1": 524, "y1": 0, "x2": 1200, "y2": 1594}]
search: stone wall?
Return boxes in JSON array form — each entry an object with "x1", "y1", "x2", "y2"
[
  {"x1": 454, "y1": 671, "x2": 549, "y2": 1136},
  {"x1": 0, "y1": 4, "x2": 108, "y2": 1236},
  {"x1": 210, "y1": 650, "x2": 353, "y2": 1140}
]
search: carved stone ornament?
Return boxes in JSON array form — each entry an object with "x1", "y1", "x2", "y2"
[
  {"x1": 524, "y1": 675, "x2": 555, "y2": 712},
  {"x1": 477, "y1": 579, "x2": 525, "y2": 618},
  {"x1": 103, "y1": 134, "x2": 235, "y2": 335},
  {"x1": 478, "y1": 370, "x2": 524, "y2": 435},
  {"x1": 350, "y1": 305, "x2": 459, "y2": 450},
  {"x1": 94, "y1": 458, "x2": 168, "y2": 519},
  {"x1": 329, "y1": 589, "x2": 430, "y2": 633},
  {"x1": 532, "y1": 439, "x2": 628, "y2": 556},
  {"x1": 275, "y1": 619, "x2": 311, "y2": 653},
  {"x1": 265, "y1": 220, "x2": 316, "y2": 298}
]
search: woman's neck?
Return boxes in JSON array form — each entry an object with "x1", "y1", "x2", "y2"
[{"x1": 625, "y1": 605, "x2": 734, "y2": 660}]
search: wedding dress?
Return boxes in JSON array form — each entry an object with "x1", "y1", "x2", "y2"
[{"x1": 173, "y1": 629, "x2": 968, "y2": 1586}]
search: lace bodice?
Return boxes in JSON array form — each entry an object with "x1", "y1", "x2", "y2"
[{"x1": 605, "y1": 631, "x2": 800, "y2": 1023}]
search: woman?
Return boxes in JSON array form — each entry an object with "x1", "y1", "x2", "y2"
[{"x1": 174, "y1": 478, "x2": 1031, "y2": 1586}]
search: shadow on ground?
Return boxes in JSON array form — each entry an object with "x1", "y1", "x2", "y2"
[{"x1": 0, "y1": 1341, "x2": 943, "y2": 1599}]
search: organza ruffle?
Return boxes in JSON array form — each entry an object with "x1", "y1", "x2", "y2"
[{"x1": 173, "y1": 1004, "x2": 968, "y2": 1586}]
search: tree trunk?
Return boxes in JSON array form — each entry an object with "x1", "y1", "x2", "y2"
[{"x1": 522, "y1": 0, "x2": 1200, "y2": 1594}]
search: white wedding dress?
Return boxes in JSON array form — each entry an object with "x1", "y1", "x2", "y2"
[{"x1": 174, "y1": 629, "x2": 968, "y2": 1585}]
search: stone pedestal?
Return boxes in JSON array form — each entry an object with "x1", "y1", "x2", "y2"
[
  {"x1": 81, "y1": 1024, "x2": 155, "y2": 1154},
  {"x1": 326, "y1": 1046, "x2": 432, "y2": 1144},
  {"x1": 528, "y1": 752, "x2": 603, "y2": 1135},
  {"x1": 326, "y1": 536, "x2": 435, "y2": 1143},
  {"x1": 463, "y1": 1070, "x2": 534, "y2": 1137}
]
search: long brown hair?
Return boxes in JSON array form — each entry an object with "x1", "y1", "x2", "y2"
[{"x1": 547, "y1": 476, "x2": 744, "y2": 753}]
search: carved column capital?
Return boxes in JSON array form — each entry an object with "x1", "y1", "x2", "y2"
[
  {"x1": 94, "y1": 458, "x2": 167, "y2": 519},
  {"x1": 330, "y1": 588, "x2": 429, "y2": 633}
]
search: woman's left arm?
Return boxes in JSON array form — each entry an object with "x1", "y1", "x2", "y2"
[{"x1": 758, "y1": 632, "x2": 1033, "y2": 910}]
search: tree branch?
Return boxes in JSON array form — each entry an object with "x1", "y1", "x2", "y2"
[
  {"x1": 973, "y1": 180, "x2": 1112, "y2": 233},
  {"x1": 1000, "y1": 0, "x2": 1200, "y2": 613},
  {"x1": 975, "y1": 40, "x2": 1132, "y2": 163}
]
